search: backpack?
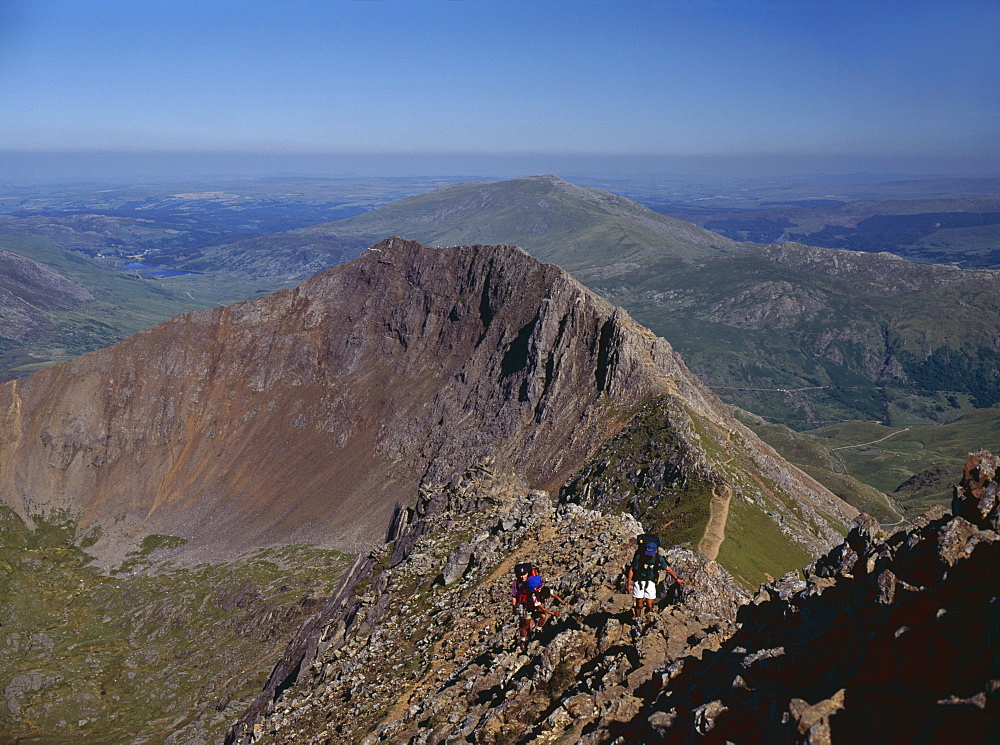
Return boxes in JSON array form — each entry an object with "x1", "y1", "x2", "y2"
[
  {"x1": 636, "y1": 533, "x2": 661, "y2": 550},
  {"x1": 631, "y1": 533, "x2": 662, "y2": 563},
  {"x1": 631, "y1": 553, "x2": 668, "y2": 583}
]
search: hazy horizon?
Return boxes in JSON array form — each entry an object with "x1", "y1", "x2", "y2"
[
  {"x1": 2, "y1": 149, "x2": 998, "y2": 187},
  {"x1": 2, "y1": 0, "x2": 997, "y2": 185}
]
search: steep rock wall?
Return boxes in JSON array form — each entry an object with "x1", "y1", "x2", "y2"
[{"x1": 0, "y1": 238, "x2": 836, "y2": 565}]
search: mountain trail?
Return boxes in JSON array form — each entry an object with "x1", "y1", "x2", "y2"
[{"x1": 698, "y1": 483, "x2": 733, "y2": 561}]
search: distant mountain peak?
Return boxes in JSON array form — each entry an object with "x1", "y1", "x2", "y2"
[{"x1": 189, "y1": 175, "x2": 737, "y2": 280}]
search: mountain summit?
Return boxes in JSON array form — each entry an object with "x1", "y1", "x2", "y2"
[
  {"x1": 1, "y1": 237, "x2": 846, "y2": 570},
  {"x1": 185, "y1": 176, "x2": 737, "y2": 280}
]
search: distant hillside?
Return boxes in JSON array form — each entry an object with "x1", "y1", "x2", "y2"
[
  {"x1": 654, "y1": 194, "x2": 1000, "y2": 268},
  {"x1": 0, "y1": 248, "x2": 93, "y2": 330},
  {"x1": 592, "y1": 242, "x2": 1000, "y2": 427},
  {"x1": 0, "y1": 234, "x2": 278, "y2": 380},
  {"x1": 184, "y1": 174, "x2": 738, "y2": 279},
  {"x1": 698, "y1": 176, "x2": 1000, "y2": 203}
]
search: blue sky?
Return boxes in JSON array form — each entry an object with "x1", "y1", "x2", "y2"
[{"x1": 1, "y1": 0, "x2": 998, "y2": 178}]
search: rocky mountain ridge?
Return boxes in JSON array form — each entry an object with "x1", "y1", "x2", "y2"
[
  {"x1": 226, "y1": 450, "x2": 997, "y2": 745},
  {"x1": 226, "y1": 466, "x2": 752, "y2": 745},
  {"x1": 0, "y1": 238, "x2": 845, "y2": 569}
]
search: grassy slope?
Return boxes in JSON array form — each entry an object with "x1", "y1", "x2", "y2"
[
  {"x1": 739, "y1": 405, "x2": 1000, "y2": 519},
  {"x1": 561, "y1": 397, "x2": 850, "y2": 589},
  {"x1": 0, "y1": 506, "x2": 351, "y2": 744},
  {"x1": 733, "y1": 409, "x2": 904, "y2": 524},
  {"x1": 192, "y1": 175, "x2": 737, "y2": 279}
]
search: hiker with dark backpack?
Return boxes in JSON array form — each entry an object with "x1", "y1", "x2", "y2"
[
  {"x1": 511, "y1": 563, "x2": 534, "y2": 608},
  {"x1": 626, "y1": 540, "x2": 683, "y2": 622}
]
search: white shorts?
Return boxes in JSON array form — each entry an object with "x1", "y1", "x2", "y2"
[{"x1": 632, "y1": 580, "x2": 657, "y2": 600}]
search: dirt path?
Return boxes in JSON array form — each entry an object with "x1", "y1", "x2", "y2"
[{"x1": 698, "y1": 483, "x2": 733, "y2": 561}]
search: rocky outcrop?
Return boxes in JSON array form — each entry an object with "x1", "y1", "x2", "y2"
[
  {"x1": 226, "y1": 468, "x2": 751, "y2": 745},
  {"x1": 953, "y1": 449, "x2": 1000, "y2": 531},
  {"x1": 758, "y1": 242, "x2": 1000, "y2": 294},
  {"x1": 622, "y1": 460, "x2": 1000, "y2": 745}
]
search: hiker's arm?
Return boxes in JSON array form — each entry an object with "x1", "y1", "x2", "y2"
[
  {"x1": 553, "y1": 593, "x2": 570, "y2": 607},
  {"x1": 536, "y1": 603, "x2": 560, "y2": 618},
  {"x1": 665, "y1": 566, "x2": 684, "y2": 584},
  {"x1": 625, "y1": 565, "x2": 635, "y2": 588}
]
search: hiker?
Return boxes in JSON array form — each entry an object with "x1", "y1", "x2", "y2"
[
  {"x1": 514, "y1": 575, "x2": 546, "y2": 651},
  {"x1": 511, "y1": 563, "x2": 537, "y2": 610},
  {"x1": 512, "y1": 564, "x2": 543, "y2": 652},
  {"x1": 533, "y1": 586, "x2": 570, "y2": 630},
  {"x1": 625, "y1": 540, "x2": 683, "y2": 621}
]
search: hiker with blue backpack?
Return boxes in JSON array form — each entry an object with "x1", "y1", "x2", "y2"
[
  {"x1": 625, "y1": 534, "x2": 683, "y2": 622},
  {"x1": 511, "y1": 563, "x2": 565, "y2": 652}
]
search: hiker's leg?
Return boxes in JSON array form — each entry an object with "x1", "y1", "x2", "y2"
[
  {"x1": 644, "y1": 581, "x2": 658, "y2": 617},
  {"x1": 631, "y1": 580, "x2": 647, "y2": 619}
]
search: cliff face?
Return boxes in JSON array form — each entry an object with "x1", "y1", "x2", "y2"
[{"x1": 0, "y1": 238, "x2": 839, "y2": 567}]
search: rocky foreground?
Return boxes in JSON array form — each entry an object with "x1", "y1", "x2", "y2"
[{"x1": 227, "y1": 451, "x2": 998, "y2": 744}]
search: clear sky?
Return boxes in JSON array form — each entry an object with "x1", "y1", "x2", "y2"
[{"x1": 1, "y1": 0, "x2": 998, "y2": 179}]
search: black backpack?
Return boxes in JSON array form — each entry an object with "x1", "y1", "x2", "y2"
[
  {"x1": 637, "y1": 532, "x2": 661, "y2": 549},
  {"x1": 514, "y1": 563, "x2": 539, "y2": 579},
  {"x1": 632, "y1": 533, "x2": 662, "y2": 565}
]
